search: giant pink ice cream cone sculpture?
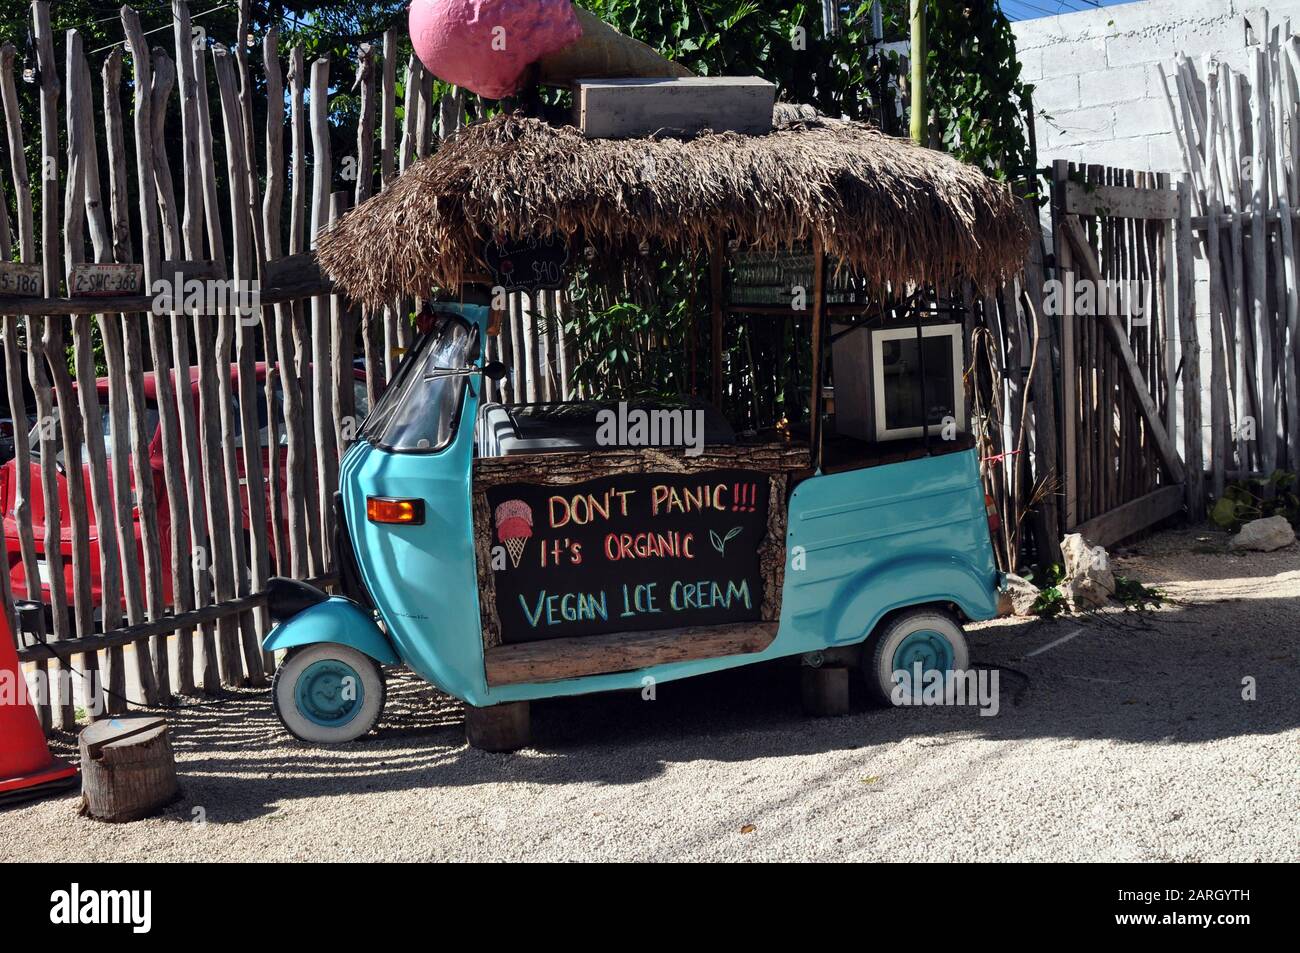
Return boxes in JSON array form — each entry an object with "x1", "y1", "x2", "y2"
[{"x1": 408, "y1": 1, "x2": 691, "y2": 100}]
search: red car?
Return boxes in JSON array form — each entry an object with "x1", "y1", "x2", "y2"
[{"x1": 1, "y1": 364, "x2": 368, "y2": 610}]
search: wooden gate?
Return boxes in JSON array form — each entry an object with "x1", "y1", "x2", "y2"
[{"x1": 1048, "y1": 161, "x2": 1190, "y2": 547}]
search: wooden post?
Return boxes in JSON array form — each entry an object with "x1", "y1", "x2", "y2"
[
  {"x1": 288, "y1": 44, "x2": 322, "y2": 578},
  {"x1": 172, "y1": 0, "x2": 204, "y2": 258},
  {"x1": 1052, "y1": 161, "x2": 1078, "y2": 529},
  {"x1": 464, "y1": 701, "x2": 531, "y2": 752},
  {"x1": 99, "y1": 47, "x2": 158, "y2": 705},
  {"x1": 214, "y1": 44, "x2": 268, "y2": 682},
  {"x1": 32, "y1": 1, "x2": 76, "y2": 728},
  {"x1": 1250, "y1": 48, "x2": 1275, "y2": 475},
  {"x1": 809, "y1": 234, "x2": 826, "y2": 470},
  {"x1": 801, "y1": 665, "x2": 849, "y2": 717},
  {"x1": 309, "y1": 55, "x2": 338, "y2": 571},
  {"x1": 710, "y1": 235, "x2": 724, "y2": 408},
  {"x1": 1176, "y1": 181, "x2": 1206, "y2": 518}
]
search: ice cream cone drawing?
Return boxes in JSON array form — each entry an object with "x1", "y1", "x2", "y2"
[{"x1": 494, "y1": 500, "x2": 534, "y2": 569}]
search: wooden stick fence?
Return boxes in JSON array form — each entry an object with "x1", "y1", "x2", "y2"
[
  {"x1": 0, "y1": 2, "x2": 571, "y2": 731},
  {"x1": 6, "y1": 1, "x2": 1270, "y2": 736},
  {"x1": 1158, "y1": 16, "x2": 1300, "y2": 492}
]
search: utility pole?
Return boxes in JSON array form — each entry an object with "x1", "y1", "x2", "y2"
[{"x1": 909, "y1": 0, "x2": 927, "y2": 145}]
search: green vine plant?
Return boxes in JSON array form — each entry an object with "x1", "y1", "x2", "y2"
[{"x1": 1210, "y1": 471, "x2": 1300, "y2": 532}]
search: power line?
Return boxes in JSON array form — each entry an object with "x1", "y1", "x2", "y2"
[{"x1": 89, "y1": 0, "x2": 238, "y2": 55}]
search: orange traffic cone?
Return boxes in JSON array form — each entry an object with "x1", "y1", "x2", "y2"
[{"x1": 0, "y1": 611, "x2": 78, "y2": 805}]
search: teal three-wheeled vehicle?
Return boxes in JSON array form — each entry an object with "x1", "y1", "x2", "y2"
[
  {"x1": 262, "y1": 295, "x2": 1005, "y2": 749},
  {"x1": 262, "y1": 100, "x2": 1028, "y2": 750}
]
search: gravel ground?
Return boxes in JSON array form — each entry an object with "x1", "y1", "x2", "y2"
[{"x1": 2, "y1": 524, "x2": 1296, "y2": 862}]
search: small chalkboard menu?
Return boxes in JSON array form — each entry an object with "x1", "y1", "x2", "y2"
[
  {"x1": 484, "y1": 234, "x2": 570, "y2": 292},
  {"x1": 487, "y1": 470, "x2": 769, "y2": 644}
]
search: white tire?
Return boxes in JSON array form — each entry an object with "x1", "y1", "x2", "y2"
[
  {"x1": 864, "y1": 609, "x2": 969, "y2": 706},
  {"x1": 272, "y1": 643, "x2": 386, "y2": 745}
]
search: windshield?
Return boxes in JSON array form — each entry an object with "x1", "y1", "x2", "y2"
[
  {"x1": 360, "y1": 314, "x2": 479, "y2": 452},
  {"x1": 30, "y1": 403, "x2": 160, "y2": 467}
]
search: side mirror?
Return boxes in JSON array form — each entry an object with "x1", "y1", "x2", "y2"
[{"x1": 481, "y1": 360, "x2": 509, "y2": 382}]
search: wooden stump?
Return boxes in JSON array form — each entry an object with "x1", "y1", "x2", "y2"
[
  {"x1": 464, "y1": 701, "x2": 530, "y2": 752},
  {"x1": 78, "y1": 716, "x2": 180, "y2": 822},
  {"x1": 801, "y1": 666, "x2": 850, "y2": 717}
]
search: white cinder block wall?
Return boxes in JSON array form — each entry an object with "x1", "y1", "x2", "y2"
[
  {"x1": 1014, "y1": 0, "x2": 1300, "y2": 175},
  {"x1": 1012, "y1": 0, "x2": 1299, "y2": 477}
]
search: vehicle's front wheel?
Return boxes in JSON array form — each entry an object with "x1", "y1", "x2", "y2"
[
  {"x1": 272, "y1": 643, "x2": 386, "y2": 744},
  {"x1": 863, "y1": 609, "x2": 969, "y2": 706}
]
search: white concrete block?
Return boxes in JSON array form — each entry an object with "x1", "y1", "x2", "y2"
[
  {"x1": 1083, "y1": 135, "x2": 1155, "y2": 171},
  {"x1": 1031, "y1": 74, "x2": 1081, "y2": 112},
  {"x1": 1018, "y1": 47, "x2": 1044, "y2": 83},
  {"x1": 1078, "y1": 64, "x2": 1149, "y2": 105},
  {"x1": 1146, "y1": 131, "x2": 1186, "y2": 172},
  {"x1": 1106, "y1": 19, "x2": 1246, "y2": 69},
  {"x1": 1046, "y1": 105, "x2": 1115, "y2": 147},
  {"x1": 1113, "y1": 97, "x2": 1173, "y2": 138}
]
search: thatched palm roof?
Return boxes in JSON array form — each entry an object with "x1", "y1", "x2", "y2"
[{"x1": 317, "y1": 110, "x2": 1028, "y2": 308}]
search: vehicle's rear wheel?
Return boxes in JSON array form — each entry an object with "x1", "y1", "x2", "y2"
[
  {"x1": 863, "y1": 609, "x2": 969, "y2": 707},
  {"x1": 272, "y1": 643, "x2": 385, "y2": 745}
]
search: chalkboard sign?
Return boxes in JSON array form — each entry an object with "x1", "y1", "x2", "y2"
[
  {"x1": 487, "y1": 470, "x2": 769, "y2": 644},
  {"x1": 484, "y1": 234, "x2": 570, "y2": 292}
]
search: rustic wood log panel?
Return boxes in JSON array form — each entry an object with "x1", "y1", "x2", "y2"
[
  {"x1": 472, "y1": 443, "x2": 808, "y2": 651},
  {"x1": 484, "y1": 620, "x2": 779, "y2": 686}
]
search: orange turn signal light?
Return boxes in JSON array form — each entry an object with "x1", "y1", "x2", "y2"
[{"x1": 366, "y1": 496, "x2": 425, "y2": 525}]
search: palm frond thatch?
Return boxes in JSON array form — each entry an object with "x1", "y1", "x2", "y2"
[{"x1": 317, "y1": 110, "x2": 1029, "y2": 308}]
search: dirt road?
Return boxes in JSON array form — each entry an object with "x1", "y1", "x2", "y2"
[{"x1": 2, "y1": 525, "x2": 1296, "y2": 861}]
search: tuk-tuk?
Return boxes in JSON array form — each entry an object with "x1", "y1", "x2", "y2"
[{"x1": 265, "y1": 109, "x2": 1027, "y2": 749}]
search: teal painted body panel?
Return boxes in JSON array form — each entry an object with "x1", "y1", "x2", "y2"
[
  {"x1": 262, "y1": 596, "x2": 400, "y2": 666},
  {"x1": 301, "y1": 305, "x2": 1001, "y2": 706},
  {"x1": 779, "y1": 450, "x2": 1001, "y2": 652}
]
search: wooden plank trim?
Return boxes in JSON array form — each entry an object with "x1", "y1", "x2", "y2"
[
  {"x1": 1062, "y1": 179, "x2": 1178, "y2": 220},
  {"x1": 1073, "y1": 484, "x2": 1184, "y2": 549},
  {"x1": 484, "y1": 621, "x2": 779, "y2": 686},
  {"x1": 15, "y1": 574, "x2": 338, "y2": 663}
]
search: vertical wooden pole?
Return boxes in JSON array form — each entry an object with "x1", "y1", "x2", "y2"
[
  {"x1": 99, "y1": 46, "x2": 158, "y2": 703},
  {"x1": 31, "y1": 1, "x2": 75, "y2": 728},
  {"x1": 1177, "y1": 180, "x2": 1205, "y2": 518},
  {"x1": 310, "y1": 55, "x2": 338, "y2": 570},
  {"x1": 810, "y1": 235, "x2": 826, "y2": 471},
  {"x1": 122, "y1": 6, "x2": 172, "y2": 701},
  {"x1": 1052, "y1": 161, "x2": 1078, "y2": 529},
  {"x1": 1250, "y1": 47, "x2": 1275, "y2": 474},
  {"x1": 288, "y1": 44, "x2": 322, "y2": 578},
  {"x1": 214, "y1": 44, "x2": 268, "y2": 682},
  {"x1": 709, "y1": 235, "x2": 724, "y2": 408},
  {"x1": 379, "y1": 29, "x2": 399, "y2": 384}
]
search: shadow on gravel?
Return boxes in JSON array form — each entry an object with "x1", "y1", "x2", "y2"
[{"x1": 43, "y1": 568, "x2": 1294, "y2": 824}]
